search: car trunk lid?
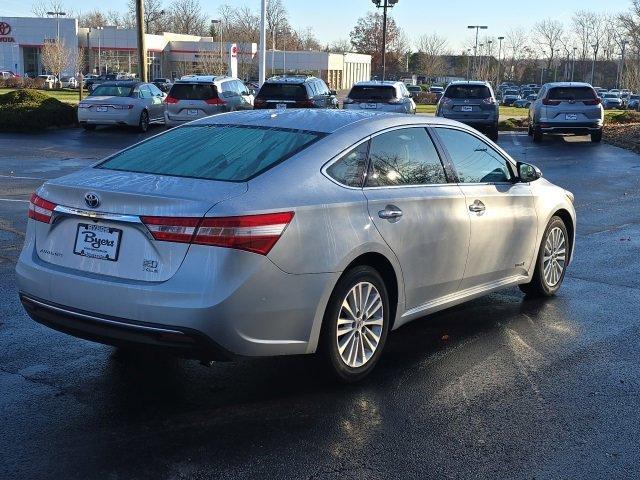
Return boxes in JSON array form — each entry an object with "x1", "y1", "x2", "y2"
[{"x1": 34, "y1": 168, "x2": 247, "y2": 282}]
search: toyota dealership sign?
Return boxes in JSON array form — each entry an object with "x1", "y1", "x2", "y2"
[{"x1": 0, "y1": 22, "x2": 15, "y2": 42}]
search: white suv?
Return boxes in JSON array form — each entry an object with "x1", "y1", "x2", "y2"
[{"x1": 343, "y1": 81, "x2": 416, "y2": 114}]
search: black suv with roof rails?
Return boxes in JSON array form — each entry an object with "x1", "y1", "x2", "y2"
[{"x1": 254, "y1": 75, "x2": 339, "y2": 110}]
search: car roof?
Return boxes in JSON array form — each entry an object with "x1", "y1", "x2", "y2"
[
  {"x1": 447, "y1": 80, "x2": 490, "y2": 86},
  {"x1": 98, "y1": 81, "x2": 140, "y2": 87},
  {"x1": 178, "y1": 75, "x2": 233, "y2": 83},
  {"x1": 265, "y1": 75, "x2": 317, "y2": 84},
  {"x1": 353, "y1": 80, "x2": 400, "y2": 87},
  {"x1": 543, "y1": 82, "x2": 594, "y2": 88},
  {"x1": 189, "y1": 109, "x2": 465, "y2": 134}
]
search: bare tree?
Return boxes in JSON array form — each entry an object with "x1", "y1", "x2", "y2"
[
  {"x1": 41, "y1": 39, "x2": 71, "y2": 87},
  {"x1": 534, "y1": 18, "x2": 565, "y2": 75},
  {"x1": 327, "y1": 39, "x2": 352, "y2": 53},
  {"x1": 169, "y1": 0, "x2": 207, "y2": 35},
  {"x1": 413, "y1": 33, "x2": 448, "y2": 78},
  {"x1": 127, "y1": 0, "x2": 169, "y2": 33},
  {"x1": 32, "y1": 0, "x2": 75, "y2": 18},
  {"x1": 504, "y1": 28, "x2": 529, "y2": 82}
]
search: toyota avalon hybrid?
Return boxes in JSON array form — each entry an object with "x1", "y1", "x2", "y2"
[{"x1": 17, "y1": 110, "x2": 576, "y2": 382}]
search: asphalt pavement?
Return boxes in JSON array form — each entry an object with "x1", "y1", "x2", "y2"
[{"x1": 0, "y1": 126, "x2": 639, "y2": 480}]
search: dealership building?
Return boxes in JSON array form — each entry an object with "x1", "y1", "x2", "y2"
[{"x1": 0, "y1": 16, "x2": 372, "y2": 89}]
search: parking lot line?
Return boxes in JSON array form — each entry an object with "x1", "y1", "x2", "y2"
[
  {"x1": 0, "y1": 174, "x2": 49, "y2": 180},
  {"x1": 0, "y1": 198, "x2": 29, "y2": 203}
]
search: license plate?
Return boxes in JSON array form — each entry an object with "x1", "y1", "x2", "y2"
[
  {"x1": 461, "y1": 105, "x2": 473, "y2": 112},
  {"x1": 565, "y1": 113, "x2": 578, "y2": 120},
  {"x1": 276, "y1": 103, "x2": 287, "y2": 110},
  {"x1": 96, "y1": 106, "x2": 108, "y2": 112},
  {"x1": 73, "y1": 223, "x2": 122, "y2": 262},
  {"x1": 187, "y1": 109, "x2": 199, "y2": 116},
  {"x1": 361, "y1": 103, "x2": 377, "y2": 109}
]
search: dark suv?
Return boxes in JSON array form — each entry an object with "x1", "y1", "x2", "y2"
[
  {"x1": 254, "y1": 75, "x2": 339, "y2": 109},
  {"x1": 436, "y1": 81, "x2": 499, "y2": 141}
]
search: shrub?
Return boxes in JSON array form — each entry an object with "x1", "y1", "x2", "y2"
[
  {"x1": 606, "y1": 110, "x2": 640, "y2": 125},
  {"x1": 0, "y1": 89, "x2": 77, "y2": 131},
  {"x1": 498, "y1": 117, "x2": 528, "y2": 131},
  {"x1": 413, "y1": 92, "x2": 438, "y2": 105}
]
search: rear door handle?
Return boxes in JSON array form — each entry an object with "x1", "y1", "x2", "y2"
[
  {"x1": 378, "y1": 206, "x2": 403, "y2": 220},
  {"x1": 468, "y1": 200, "x2": 486, "y2": 214}
]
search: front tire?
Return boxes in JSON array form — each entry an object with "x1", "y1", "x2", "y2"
[
  {"x1": 320, "y1": 266, "x2": 390, "y2": 383},
  {"x1": 520, "y1": 216, "x2": 569, "y2": 297},
  {"x1": 138, "y1": 110, "x2": 149, "y2": 133}
]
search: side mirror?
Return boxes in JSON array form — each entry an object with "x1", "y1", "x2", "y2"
[{"x1": 517, "y1": 162, "x2": 542, "y2": 182}]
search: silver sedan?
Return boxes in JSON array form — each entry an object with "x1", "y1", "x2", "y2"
[
  {"x1": 17, "y1": 110, "x2": 576, "y2": 382},
  {"x1": 77, "y1": 81, "x2": 165, "y2": 132}
]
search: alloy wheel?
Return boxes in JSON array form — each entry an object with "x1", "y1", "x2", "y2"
[
  {"x1": 543, "y1": 226, "x2": 566, "y2": 287},
  {"x1": 336, "y1": 281, "x2": 384, "y2": 368}
]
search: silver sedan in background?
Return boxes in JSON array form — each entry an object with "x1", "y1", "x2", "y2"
[
  {"x1": 77, "y1": 81, "x2": 165, "y2": 132},
  {"x1": 17, "y1": 110, "x2": 575, "y2": 382}
]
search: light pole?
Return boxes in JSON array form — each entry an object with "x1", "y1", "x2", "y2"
[
  {"x1": 495, "y1": 36, "x2": 504, "y2": 88},
  {"x1": 259, "y1": 0, "x2": 266, "y2": 85},
  {"x1": 590, "y1": 43, "x2": 597, "y2": 85},
  {"x1": 47, "y1": 11, "x2": 66, "y2": 43},
  {"x1": 211, "y1": 19, "x2": 222, "y2": 74},
  {"x1": 554, "y1": 48, "x2": 560, "y2": 81},
  {"x1": 466, "y1": 48, "x2": 472, "y2": 80},
  {"x1": 618, "y1": 39, "x2": 629, "y2": 89},
  {"x1": 372, "y1": 0, "x2": 400, "y2": 81},
  {"x1": 95, "y1": 26, "x2": 104, "y2": 76},
  {"x1": 467, "y1": 25, "x2": 488, "y2": 79},
  {"x1": 571, "y1": 46, "x2": 577, "y2": 81}
]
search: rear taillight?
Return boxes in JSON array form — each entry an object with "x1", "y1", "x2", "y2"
[
  {"x1": 482, "y1": 97, "x2": 495, "y2": 105},
  {"x1": 140, "y1": 216, "x2": 200, "y2": 243},
  {"x1": 141, "y1": 212, "x2": 294, "y2": 255},
  {"x1": 112, "y1": 104, "x2": 134, "y2": 110},
  {"x1": 28, "y1": 193, "x2": 57, "y2": 223},
  {"x1": 164, "y1": 95, "x2": 178, "y2": 104},
  {"x1": 583, "y1": 98, "x2": 601, "y2": 105},
  {"x1": 254, "y1": 98, "x2": 266, "y2": 107},
  {"x1": 194, "y1": 212, "x2": 294, "y2": 255},
  {"x1": 542, "y1": 98, "x2": 561, "y2": 106},
  {"x1": 387, "y1": 98, "x2": 402, "y2": 104},
  {"x1": 205, "y1": 97, "x2": 226, "y2": 105},
  {"x1": 441, "y1": 97, "x2": 452, "y2": 105}
]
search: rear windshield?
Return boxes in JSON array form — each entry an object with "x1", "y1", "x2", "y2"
[
  {"x1": 548, "y1": 87, "x2": 596, "y2": 101},
  {"x1": 90, "y1": 85, "x2": 134, "y2": 97},
  {"x1": 257, "y1": 83, "x2": 307, "y2": 101},
  {"x1": 97, "y1": 125, "x2": 324, "y2": 182},
  {"x1": 169, "y1": 83, "x2": 218, "y2": 100},
  {"x1": 348, "y1": 85, "x2": 396, "y2": 101},
  {"x1": 445, "y1": 85, "x2": 492, "y2": 99}
]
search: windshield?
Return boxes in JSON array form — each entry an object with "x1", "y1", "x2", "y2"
[
  {"x1": 548, "y1": 87, "x2": 597, "y2": 101},
  {"x1": 90, "y1": 85, "x2": 134, "y2": 97},
  {"x1": 97, "y1": 125, "x2": 325, "y2": 182},
  {"x1": 445, "y1": 85, "x2": 492, "y2": 99},
  {"x1": 257, "y1": 83, "x2": 307, "y2": 101},
  {"x1": 348, "y1": 85, "x2": 396, "y2": 101}
]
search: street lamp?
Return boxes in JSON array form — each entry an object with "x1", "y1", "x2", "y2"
[
  {"x1": 467, "y1": 25, "x2": 488, "y2": 79},
  {"x1": 591, "y1": 43, "x2": 598, "y2": 85},
  {"x1": 47, "y1": 11, "x2": 66, "y2": 43},
  {"x1": 372, "y1": 0, "x2": 399, "y2": 81},
  {"x1": 554, "y1": 48, "x2": 560, "y2": 82},
  {"x1": 618, "y1": 39, "x2": 629, "y2": 89},
  {"x1": 211, "y1": 19, "x2": 223, "y2": 75},
  {"x1": 466, "y1": 48, "x2": 472, "y2": 80},
  {"x1": 94, "y1": 26, "x2": 104, "y2": 76},
  {"x1": 571, "y1": 46, "x2": 577, "y2": 82},
  {"x1": 495, "y1": 36, "x2": 504, "y2": 88}
]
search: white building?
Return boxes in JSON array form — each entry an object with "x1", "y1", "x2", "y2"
[{"x1": 0, "y1": 16, "x2": 372, "y2": 89}]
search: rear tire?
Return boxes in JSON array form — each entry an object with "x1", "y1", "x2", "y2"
[
  {"x1": 138, "y1": 110, "x2": 149, "y2": 133},
  {"x1": 532, "y1": 126, "x2": 543, "y2": 142},
  {"x1": 591, "y1": 129, "x2": 603, "y2": 143},
  {"x1": 320, "y1": 266, "x2": 390, "y2": 383},
  {"x1": 527, "y1": 123, "x2": 533, "y2": 136},
  {"x1": 519, "y1": 216, "x2": 569, "y2": 297},
  {"x1": 488, "y1": 125, "x2": 499, "y2": 142}
]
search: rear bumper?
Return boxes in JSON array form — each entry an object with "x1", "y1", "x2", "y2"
[
  {"x1": 16, "y1": 234, "x2": 338, "y2": 358},
  {"x1": 20, "y1": 293, "x2": 233, "y2": 360},
  {"x1": 539, "y1": 120, "x2": 602, "y2": 133},
  {"x1": 77, "y1": 109, "x2": 138, "y2": 126},
  {"x1": 438, "y1": 114, "x2": 497, "y2": 128}
]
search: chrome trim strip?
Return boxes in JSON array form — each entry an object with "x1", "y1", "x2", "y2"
[
  {"x1": 53, "y1": 205, "x2": 142, "y2": 224},
  {"x1": 22, "y1": 295, "x2": 185, "y2": 336}
]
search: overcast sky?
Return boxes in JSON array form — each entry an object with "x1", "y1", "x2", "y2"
[{"x1": 2, "y1": 0, "x2": 633, "y2": 50}]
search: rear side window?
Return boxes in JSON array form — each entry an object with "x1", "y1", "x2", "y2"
[
  {"x1": 257, "y1": 83, "x2": 307, "y2": 100},
  {"x1": 348, "y1": 86, "x2": 396, "y2": 101},
  {"x1": 326, "y1": 142, "x2": 369, "y2": 187},
  {"x1": 366, "y1": 128, "x2": 447, "y2": 187},
  {"x1": 434, "y1": 128, "x2": 511, "y2": 183},
  {"x1": 169, "y1": 83, "x2": 218, "y2": 100},
  {"x1": 98, "y1": 125, "x2": 324, "y2": 182},
  {"x1": 548, "y1": 87, "x2": 596, "y2": 101},
  {"x1": 445, "y1": 85, "x2": 492, "y2": 99}
]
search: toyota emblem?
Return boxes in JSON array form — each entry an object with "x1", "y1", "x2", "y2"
[
  {"x1": 84, "y1": 192, "x2": 100, "y2": 208},
  {"x1": 0, "y1": 22, "x2": 11, "y2": 36}
]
